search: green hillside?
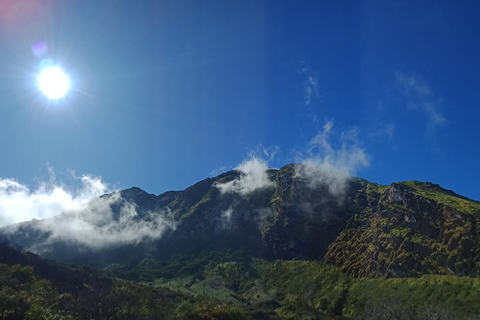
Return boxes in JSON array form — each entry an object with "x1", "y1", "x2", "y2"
[
  {"x1": 402, "y1": 180, "x2": 480, "y2": 214},
  {"x1": 0, "y1": 245, "x2": 247, "y2": 320},
  {"x1": 2, "y1": 165, "x2": 480, "y2": 318},
  {"x1": 104, "y1": 249, "x2": 480, "y2": 319}
]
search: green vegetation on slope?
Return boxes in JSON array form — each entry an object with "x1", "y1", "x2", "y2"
[
  {"x1": 0, "y1": 245, "x2": 258, "y2": 320},
  {"x1": 103, "y1": 249, "x2": 480, "y2": 319},
  {"x1": 356, "y1": 178, "x2": 389, "y2": 196},
  {"x1": 3, "y1": 242, "x2": 480, "y2": 319},
  {"x1": 326, "y1": 180, "x2": 480, "y2": 277},
  {"x1": 254, "y1": 259, "x2": 480, "y2": 319},
  {"x1": 0, "y1": 262, "x2": 181, "y2": 320},
  {"x1": 403, "y1": 180, "x2": 480, "y2": 214}
]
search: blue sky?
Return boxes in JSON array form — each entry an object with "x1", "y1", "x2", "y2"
[{"x1": 0, "y1": 0, "x2": 479, "y2": 201}]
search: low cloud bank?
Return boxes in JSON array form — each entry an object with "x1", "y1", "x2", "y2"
[
  {"x1": 0, "y1": 175, "x2": 109, "y2": 227},
  {"x1": 215, "y1": 158, "x2": 275, "y2": 196},
  {"x1": 30, "y1": 194, "x2": 176, "y2": 249},
  {"x1": 0, "y1": 173, "x2": 176, "y2": 249},
  {"x1": 295, "y1": 121, "x2": 370, "y2": 198}
]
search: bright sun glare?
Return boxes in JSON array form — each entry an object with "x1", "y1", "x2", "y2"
[{"x1": 38, "y1": 67, "x2": 70, "y2": 99}]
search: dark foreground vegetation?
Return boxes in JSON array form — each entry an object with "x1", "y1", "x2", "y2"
[{"x1": 1, "y1": 244, "x2": 480, "y2": 320}]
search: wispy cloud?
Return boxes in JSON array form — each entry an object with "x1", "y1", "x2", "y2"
[
  {"x1": 214, "y1": 157, "x2": 275, "y2": 196},
  {"x1": 219, "y1": 206, "x2": 234, "y2": 229},
  {"x1": 209, "y1": 145, "x2": 280, "y2": 178},
  {"x1": 304, "y1": 74, "x2": 319, "y2": 106},
  {"x1": 295, "y1": 121, "x2": 370, "y2": 199},
  {"x1": 247, "y1": 145, "x2": 280, "y2": 165},
  {"x1": 395, "y1": 72, "x2": 432, "y2": 97},
  {"x1": 369, "y1": 122, "x2": 395, "y2": 141},
  {"x1": 210, "y1": 165, "x2": 229, "y2": 177},
  {"x1": 298, "y1": 60, "x2": 320, "y2": 107},
  {"x1": 395, "y1": 72, "x2": 447, "y2": 138}
]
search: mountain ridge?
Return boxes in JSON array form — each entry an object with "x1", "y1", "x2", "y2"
[{"x1": 2, "y1": 164, "x2": 479, "y2": 280}]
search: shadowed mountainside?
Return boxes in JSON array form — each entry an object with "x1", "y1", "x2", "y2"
[{"x1": 2, "y1": 164, "x2": 480, "y2": 280}]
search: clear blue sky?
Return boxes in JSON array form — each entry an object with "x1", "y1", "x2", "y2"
[{"x1": 0, "y1": 0, "x2": 479, "y2": 200}]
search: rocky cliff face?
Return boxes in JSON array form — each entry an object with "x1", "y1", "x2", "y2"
[{"x1": 325, "y1": 182, "x2": 480, "y2": 277}]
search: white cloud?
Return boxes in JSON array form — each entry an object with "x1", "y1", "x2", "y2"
[
  {"x1": 209, "y1": 146, "x2": 280, "y2": 178},
  {"x1": 0, "y1": 172, "x2": 176, "y2": 250},
  {"x1": 215, "y1": 157, "x2": 275, "y2": 196},
  {"x1": 0, "y1": 175, "x2": 109, "y2": 227},
  {"x1": 295, "y1": 121, "x2": 370, "y2": 199},
  {"x1": 29, "y1": 194, "x2": 176, "y2": 250}
]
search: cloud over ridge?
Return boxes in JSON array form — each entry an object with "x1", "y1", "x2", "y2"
[
  {"x1": 29, "y1": 193, "x2": 176, "y2": 250},
  {"x1": 215, "y1": 157, "x2": 275, "y2": 196},
  {"x1": 295, "y1": 121, "x2": 370, "y2": 198},
  {"x1": 0, "y1": 172, "x2": 176, "y2": 250},
  {"x1": 0, "y1": 174, "x2": 109, "y2": 227}
]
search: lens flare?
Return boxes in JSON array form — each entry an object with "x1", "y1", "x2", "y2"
[
  {"x1": 32, "y1": 42, "x2": 48, "y2": 57},
  {"x1": 38, "y1": 67, "x2": 70, "y2": 99}
]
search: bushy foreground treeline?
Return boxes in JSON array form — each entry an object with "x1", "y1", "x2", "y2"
[
  {"x1": 0, "y1": 245, "x2": 249, "y2": 320},
  {"x1": 1, "y1": 245, "x2": 480, "y2": 319},
  {"x1": 0, "y1": 262, "x2": 250, "y2": 320},
  {"x1": 0, "y1": 261, "x2": 180, "y2": 319}
]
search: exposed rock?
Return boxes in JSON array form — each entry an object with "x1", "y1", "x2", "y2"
[{"x1": 325, "y1": 182, "x2": 480, "y2": 277}]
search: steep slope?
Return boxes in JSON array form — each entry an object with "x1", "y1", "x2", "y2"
[
  {"x1": 261, "y1": 164, "x2": 362, "y2": 260},
  {"x1": 325, "y1": 181, "x2": 480, "y2": 277}
]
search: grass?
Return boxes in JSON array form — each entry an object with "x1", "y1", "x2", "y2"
[
  {"x1": 104, "y1": 247, "x2": 480, "y2": 319},
  {"x1": 253, "y1": 259, "x2": 480, "y2": 318},
  {"x1": 357, "y1": 179, "x2": 389, "y2": 195},
  {"x1": 402, "y1": 181, "x2": 480, "y2": 214},
  {"x1": 346, "y1": 275, "x2": 480, "y2": 317}
]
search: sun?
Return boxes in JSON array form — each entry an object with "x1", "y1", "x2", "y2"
[{"x1": 38, "y1": 67, "x2": 70, "y2": 99}]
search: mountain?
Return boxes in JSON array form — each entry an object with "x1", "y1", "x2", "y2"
[
  {"x1": 2, "y1": 164, "x2": 480, "y2": 279},
  {"x1": 2, "y1": 163, "x2": 480, "y2": 319}
]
